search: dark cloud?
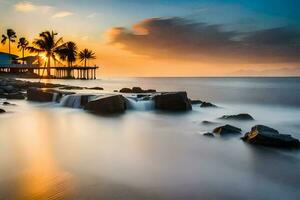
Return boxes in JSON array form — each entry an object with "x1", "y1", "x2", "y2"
[{"x1": 108, "y1": 17, "x2": 300, "y2": 63}]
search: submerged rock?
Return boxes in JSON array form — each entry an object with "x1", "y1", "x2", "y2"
[
  {"x1": 202, "y1": 120, "x2": 219, "y2": 125},
  {"x1": 154, "y1": 92, "x2": 192, "y2": 111},
  {"x1": 220, "y1": 113, "x2": 254, "y2": 120},
  {"x1": 190, "y1": 99, "x2": 203, "y2": 105},
  {"x1": 119, "y1": 87, "x2": 156, "y2": 93},
  {"x1": 242, "y1": 125, "x2": 300, "y2": 148},
  {"x1": 200, "y1": 102, "x2": 217, "y2": 108},
  {"x1": 87, "y1": 87, "x2": 103, "y2": 90},
  {"x1": 84, "y1": 95, "x2": 126, "y2": 114},
  {"x1": 213, "y1": 124, "x2": 242, "y2": 135},
  {"x1": 2, "y1": 101, "x2": 16, "y2": 106},
  {"x1": 203, "y1": 132, "x2": 214, "y2": 137},
  {"x1": 0, "y1": 108, "x2": 5, "y2": 113},
  {"x1": 60, "y1": 86, "x2": 84, "y2": 90}
]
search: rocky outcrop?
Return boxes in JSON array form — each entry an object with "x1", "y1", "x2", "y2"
[
  {"x1": 0, "y1": 108, "x2": 5, "y2": 113},
  {"x1": 154, "y1": 92, "x2": 192, "y2": 111},
  {"x1": 213, "y1": 124, "x2": 242, "y2": 135},
  {"x1": 241, "y1": 125, "x2": 300, "y2": 148},
  {"x1": 220, "y1": 113, "x2": 254, "y2": 120},
  {"x1": 200, "y1": 102, "x2": 217, "y2": 108},
  {"x1": 27, "y1": 88, "x2": 57, "y2": 102},
  {"x1": 84, "y1": 95, "x2": 126, "y2": 114},
  {"x1": 119, "y1": 87, "x2": 156, "y2": 93}
]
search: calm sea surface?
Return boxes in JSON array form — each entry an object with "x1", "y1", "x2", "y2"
[{"x1": 0, "y1": 77, "x2": 300, "y2": 199}]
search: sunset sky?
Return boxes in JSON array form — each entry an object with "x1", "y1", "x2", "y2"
[{"x1": 0, "y1": 0, "x2": 300, "y2": 76}]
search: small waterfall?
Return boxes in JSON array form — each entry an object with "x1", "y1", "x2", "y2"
[
  {"x1": 60, "y1": 94, "x2": 88, "y2": 108},
  {"x1": 126, "y1": 97, "x2": 155, "y2": 111},
  {"x1": 52, "y1": 93, "x2": 60, "y2": 102}
]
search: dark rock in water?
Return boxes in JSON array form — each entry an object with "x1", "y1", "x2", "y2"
[
  {"x1": 0, "y1": 92, "x2": 26, "y2": 100},
  {"x1": 27, "y1": 88, "x2": 73, "y2": 102},
  {"x1": 84, "y1": 95, "x2": 126, "y2": 114},
  {"x1": 154, "y1": 92, "x2": 192, "y2": 111},
  {"x1": 132, "y1": 87, "x2": 143, "y2": 93},
  {"x1": 220, "y1": 113, "x2": 254, "y2": 120},
  {"x1": 113, "y1": 90, "x2": 118, "y2": 92},
  {"x1": 119, "y1": 88, "x2": 132, "y2": 93},
  {"x1": 200, "y1": 102, "x2": 217, "y2": 108},
  {"x1": 60, "y1": 86, "x2": 83, "y2": 90},
  {"x1": 0, "y1": 108, "x2": 5, "y2": 113},
  {"x1": 27, "y1": 88, "x2": 56, "y2": 102},
  {"x1": 119, "y1": 87, "x2": 157, "y2": 93},
  {"x1": 0, "y1": 85, "x2": 18, "y2": 93},
  {"x1": 202, "y1": 120, "x2": 219, "y2": 125},
  {"x1": 190, "y1": 99, "x2": 203, "y2": 105},
  {"x1": 0, "y1": 88, "x2": 5, "y2": 94},
  {"x1": 2, "y1": 101, "x2": 16, "y2": 106},
  {"x1": 88, "y1": 87, "x2": 103, "y2": 90},
  {"x1": 241, "y1": 125, "x2": 300, "y2": 148},
  {"x1": 203, "y1": 132, "x2": 214, "y2": 137},
  {"x1": 145, "y1": 89, "x2": 156, "y2": 93},
  {"x1": 213, "y1": 124, "x2": 242, "y2": 135}
]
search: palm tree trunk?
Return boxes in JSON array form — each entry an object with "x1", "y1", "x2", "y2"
[
  {"x1": 84, "y1": 59, "x2": 87, "y2": 67},
  {"x1": 47, "y1": 56, "x2": 51, "y2": 77},
  {"x1": 8, "y1": 40, "x2": 11, "y2": 54},
  {"x1": 22, "y1": 48, "x2": 25, "y2": 65}
]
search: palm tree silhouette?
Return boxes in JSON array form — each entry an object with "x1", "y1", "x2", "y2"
[
  {"x1": 79, "y1": 49, "x2": 96, "y2": 67},
  {"x1": 17, "y1": 37, "x2": 29, "y2": 64},
  {"x1": 1, "y1": 29, "x2": 17, "y2": 55},
  {"x1": 59, "y1": 42, "x2": 78, "y2": 67},
  {"x1": 27, "y1": 31, "x2": 65, "y2": 76}
]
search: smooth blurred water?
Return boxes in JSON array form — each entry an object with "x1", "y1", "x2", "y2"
[{"x1": 1, "y1": 77, "x2": 300, "y2": 199}]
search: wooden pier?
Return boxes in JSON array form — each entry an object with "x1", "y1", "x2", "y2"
[{"x1": 0, "y1": 64, "x2": 99, "y2": 79}]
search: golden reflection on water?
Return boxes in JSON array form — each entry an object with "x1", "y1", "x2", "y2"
[{"x1": 10, "y1": 110, "x2": 74, "y2": 200}]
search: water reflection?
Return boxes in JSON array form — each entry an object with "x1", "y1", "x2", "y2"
[{"x1": 9, "y1": 109, "x2": 74, "y2": 200}]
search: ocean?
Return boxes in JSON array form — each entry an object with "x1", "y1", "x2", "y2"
[{"x1": 0, "y1": 77, "x2": 300, "y2": 199}]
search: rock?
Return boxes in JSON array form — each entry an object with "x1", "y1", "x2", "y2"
[
  {"x1": 27, "y1": 88, "x2": 56, "y2": 102},
  {"x1": 154, "y1": 92, "x2": 192, "y2": 111},
  {"x1": 144, "y1": 89, "x2": 156, "y2": 93},
  {"x1": 213, "y1": 124, "x2": 242, "y2": 135},
  {"x1": 0, "y1": 92, "x2": 26, "y2": 100},
  {"x1": 0, "y1": 108, "x2": 5, "y2": 113},
  {"x1": 190, "y1": 99, "x2": 203, "y2": 104},
  {"x1": 200, "y1": 102, "x2": 217, "y2": 108},
  {"x1": 119, "y1": 87, "x2": 157, "y2": 93},
  {"x1": 60, "y1": 86, "x2": 84, "y2": 90},
  {"x1": 119, "y1": 88, "x2": 132, "y2": 93},
  {"x1": 0, "y1": 88, "x2": 5, "y2": 94},
  {"x1": 203, "y1": 132, "x2": 214, "y2": 137},
  {"x1": 241, "y1": 125, "x2": 300, "y2": 148},
  {"x1": 88, "y1": 87, "x2": 103, "y2": 90},
  {"x1": 84, "y1": 95, "x2": 126, "y2": 114},
  {"x1": 220, "y1": 113, "x2": 254, "y2": 120},
  {"x1": 202, "y1": 120, "x2": 219, "y2": 125},
  {"x1": 2, "y1": 101, "x2": 16, "y2": 106},
  {"x1": 113, "y1": 90, "x2": 118, "y2": 92},
  {"x1": 132, "y1": 87, "x2": 143, "y2": 93},
  {"x1": 0, "y1": 85, "x2": 18, "y2": 93}
]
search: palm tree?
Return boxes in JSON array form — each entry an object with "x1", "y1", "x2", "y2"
[
  {"x1": 17, "y1": 37, "x2": 29, "y2": 64},
  {"x1": 59, "y1": 42, "x2": 78, "y2": 67},
  {"x1": 79, "y1": 49, "x2": 96, "y2": 67},
  {"x1": 27, "y1": 31, "x2": 65, "y2": 76},
  {"x1": 1, "y1": 29, "x2": 17, "y2": 54}
]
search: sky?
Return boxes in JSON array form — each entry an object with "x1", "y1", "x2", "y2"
[{"x1": 0, "y1": 0, "x2": 299, "y2": 76}]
